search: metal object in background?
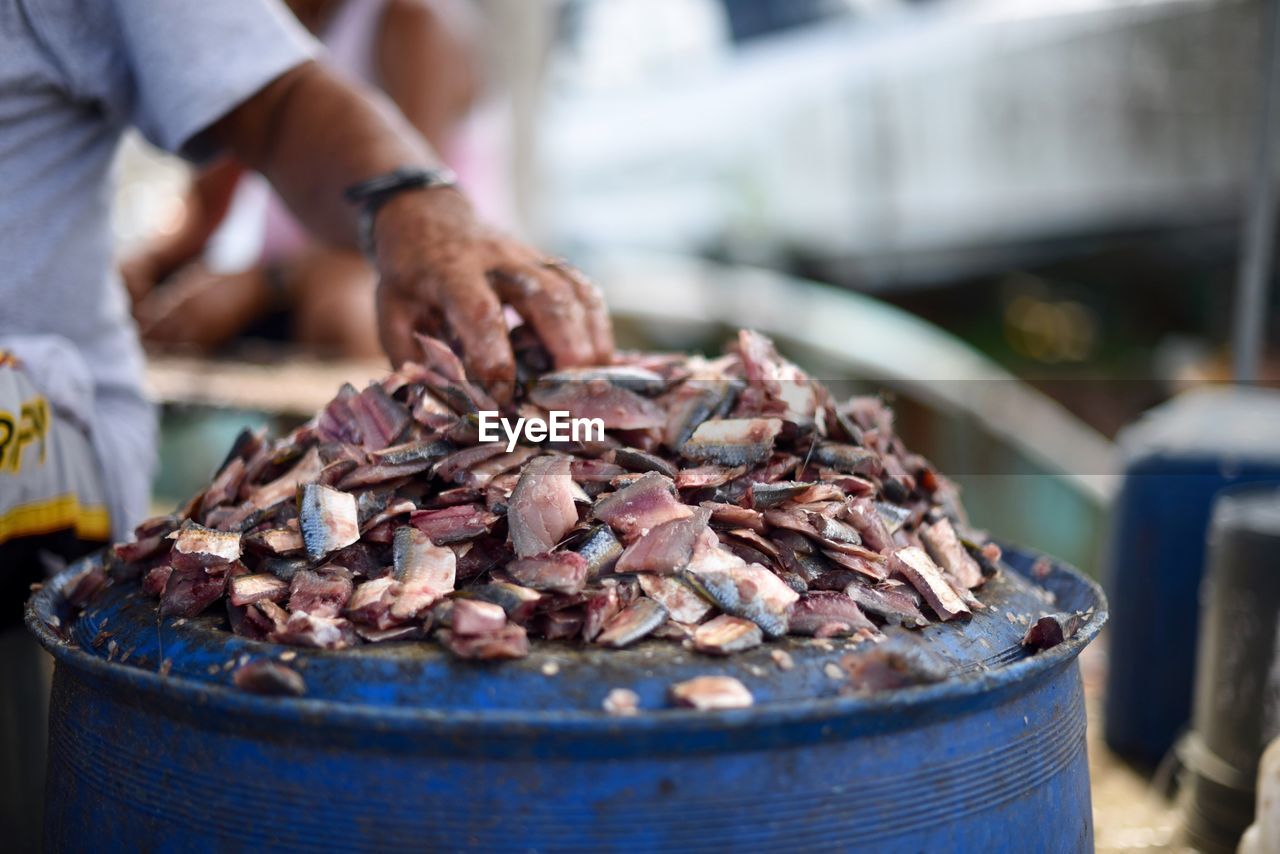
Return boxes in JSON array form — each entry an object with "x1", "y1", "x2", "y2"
[
  {"x1": 1179, "y1": 485, "x2": 1280, "y2": 852},
  {"x1": 545, "y1": 0, "x2": 1262, "y2": 282},
  {"x1": 1102, "y1": 387, "x2": 1280, "y2": 767},
  {"x1": 1233, "y1": 0, "x2": 1280, "y2": 384},
  {"x1": 28, "y1": 545, "x2": 1104, "y2": 852},
  {"x1": 1238, "y1": 736, "x2": 1280, "y2": 853}
]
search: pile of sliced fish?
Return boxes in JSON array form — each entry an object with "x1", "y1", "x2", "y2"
[{"x1": 105, "y1": 330, "x2": 1001, "y2": 659}]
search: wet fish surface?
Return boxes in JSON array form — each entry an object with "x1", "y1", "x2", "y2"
[{"x1": 100, "y1": 329, "x2": 1001, "y2": 681}]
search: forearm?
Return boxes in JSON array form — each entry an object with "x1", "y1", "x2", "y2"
[
  {"x1": 211, "y1": 61, "x2": 451, "y2": 248},
  {"x1": 206, "y1": 58, "x2": 612, "y2": 381}
]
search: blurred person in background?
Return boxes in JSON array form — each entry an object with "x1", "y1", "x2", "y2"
[
  {"x1": 0, "y1": 0, "x2": 610, "y2": 847},
  {"x1": 122, "y1": 0, "x2": 490, "y2": 358}
]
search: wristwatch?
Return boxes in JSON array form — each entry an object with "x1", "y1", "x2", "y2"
[{"x1": 343, "y1": 166, "x2": 458, "y2": 258}]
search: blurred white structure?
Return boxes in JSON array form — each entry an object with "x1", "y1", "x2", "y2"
[{"x1": 539, "y1": 0, "x2": 1262, "y2": 284}]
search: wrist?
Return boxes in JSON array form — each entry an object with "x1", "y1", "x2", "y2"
[
  {"x1": 370, "y1": 185, "x2": 474, "y2": 264},
  {"x1": 345, "y1": 166, "x2": 461, "y2": 258}
]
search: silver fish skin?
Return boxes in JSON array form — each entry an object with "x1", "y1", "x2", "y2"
[
  {"x1": 455, "y1": 582, "x2": 542, "y2": 622},
  {"x1": 746, "y1": 481, "x2": 813, "y2": 509},
  {"x1": 661, "y1": 378, "x2": 739, "y2": 449},
  {"x1": 539, "y1": 365, "x2": 668, "y2": 395},
  {"x1": 680, "y1": 418, "x2": 782, "y2": 467},
  {"x1": 391, "y1": 526, "x2": 457, "y2": 619},
  {"x1": 812, "y1": 443, "x2": 882, "y2": 478},
  {"x1": 680, "y1": 562, "x2": 797, "y2": 639},
  {"x1": 595, "y1": 597, "x2": 668, "y2": 648},
  {"x1": 297, "y1": 483, "x2": 359, "y2": 561},
  {"x1": 573, "y1": 525, "x2": 624, "y2": 575}
]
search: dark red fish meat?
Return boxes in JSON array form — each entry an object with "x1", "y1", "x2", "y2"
[
  {"x1": 438, "y1": 624, "x2": 529, "y2": 659},
  {"x1": 506, "y1": 552, "x2": 589, "y2": 595},
  {"x1": 288, "y1": 569, "x2": 354, "y2": 619},
  {"x1": 161, "y1": 567, "x2": 228, "y2": 618},
  {"x1": 591, "y1": 472, "x2": 692, "y2": 543},
  {"x1": 615, "y1": 506, "x2": 710, "y2": 574},
  {"x1": 408, "y1": 504, "x2": 499, "y2": 544},
  {"x1": 787, "y1": 591, "x2": 879, "y2": 638}
]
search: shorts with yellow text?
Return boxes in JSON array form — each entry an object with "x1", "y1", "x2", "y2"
[{"x1": 0, "y1": 352, "x2": 110, "y2": 630}]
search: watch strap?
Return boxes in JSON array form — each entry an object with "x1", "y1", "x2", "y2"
[{"x1": 344, "y1": 167, "x2": 458, "y2": 257}]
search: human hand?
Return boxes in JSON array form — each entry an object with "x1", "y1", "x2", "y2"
[
  {"x1": 135, "y1": 264, "x2": 272, "y2": 353},
  {"x1": 120, "y1": 254, "x2": 161, "y2": 307},
  {"x1": 370, "y1": 189, "x2": 613, "y2": 397}
]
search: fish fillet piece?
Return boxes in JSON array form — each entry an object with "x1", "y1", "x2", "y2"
[
  {"x1": 889, "y1": 546, "x2": 970, "y2": 621},
  {"x1": 637, "y1": 574, "x2": 712, "y2": 624},
  {"x1": 692, "y1": 615, "x2": 762, "y2": 655},
  {"x1": 169, "y1": 522, "x2": 241, "y2": 569},
  {"x1": 920, "y1": 518, "x2": 984, "y2": 590},
  {"x1": 507, "y1": 455, "x2": 580, "y2": 557},
  {"x1": 345, "y1": 576, "x2": 401, "y2": 629},
  {"x1": 449, "y1": 599, "x2": 508, "y2": 636},
  {"x1": 391, "y1": 527, "x2": 457, "y2": 619},
  {"x1": 669, "y1": 675, "x2": 754, "y2": 710},
  {"x1": 438, "y1": 624, "x2": 529, "y2": 659},
  {"x1": 298, "y1": 483, "x2": 359, "y2": 561},
  {"x1": 506, "y1": 552, "x2": 589, "y2": 595},
  {"x1": 271, "y1": 611, "x2": 357, "y2": 649},
  {"x1": 596, "y1": 597, "x2": 668, "y2": 648},
  {"x1": 228, "y1": 573, "x2": 289, "y2": 607},
  {"x1": 288, "y1": 569, "x2": 353, "y2": 619},
  {"x1": 616, "y1": 506, "x2": 710, "y2": 574},
  {"x1": 408, "y1": 504, "x2": 500, "y2": 544},
  {"x1": 681, "y1": 418, "x2": 782, "y2": 467},
  {"x1": 160, "y1": 567, "x2": 228, "y2": 618},
  {"x1": 592, "y1": 472, "x2": 693, "y2": 543},
  {"x1": 787, "y1": 591, "x2": 879, "y2": 638}
]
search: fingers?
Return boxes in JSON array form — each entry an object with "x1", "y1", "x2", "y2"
[
  {"x1": 376, "y1": 285, "x2": 422, "y2": 368},
  {"x1": 543, "y1": 259, "x2": 614, "y2": 364},
  {"x1": 437, "y1": 271, "x2": 516, "y2": 394},
  {"x1": 489, "y1": 265, "x2": 595, "y2": 369}
]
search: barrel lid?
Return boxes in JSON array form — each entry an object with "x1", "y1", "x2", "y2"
[
  {"x1": 1118, "y1": 386, "x2": 1280, "y2": 464},
  {"x1": 27, "y1": 544, "x2": 1104, "y2": 731}
]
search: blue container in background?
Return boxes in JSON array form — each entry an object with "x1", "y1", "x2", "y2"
[
  {"x1": 30, "y1": 545, "x2": 1104, "y2": 853},
  {"x1": 1103, "y1": 387, "x2": 1280, "y2": 768}
]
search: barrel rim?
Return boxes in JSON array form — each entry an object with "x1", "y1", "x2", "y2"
[{"x1": 26, "y1": 542, "x2": 1107, "y2": 736}]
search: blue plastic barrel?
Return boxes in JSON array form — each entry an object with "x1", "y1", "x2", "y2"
[
  {"x1": 1102, "y1": 387, "x2": 1280, "y2": 767},
  {"x1": 29, "y1": 545, "x2": 1104, "y2": 853}
]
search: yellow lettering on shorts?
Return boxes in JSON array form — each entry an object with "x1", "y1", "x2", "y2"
[{"x1": 0, "y1": 394, "x2": 50, "y2": 473}]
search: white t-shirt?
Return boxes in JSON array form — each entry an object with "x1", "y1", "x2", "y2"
[{"x1": 0, "y1": 0, "x2": 315, "y2": 536}]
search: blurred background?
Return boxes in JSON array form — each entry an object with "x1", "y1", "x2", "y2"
[{"x1": 117, "y1": 0, "x2": 1278, "y2": 576}]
